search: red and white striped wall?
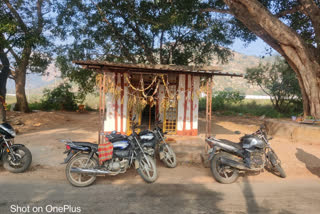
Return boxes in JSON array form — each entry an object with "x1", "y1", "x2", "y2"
[
  {"x1": 177, "y1": 74, "x2": 200, "y2": 136},
  {"x1": 104, "y1": 73, "x2": 200, "y2": 136},
  {"x1": 104, "y1": 72, "x2": 128, "y2": 134}
]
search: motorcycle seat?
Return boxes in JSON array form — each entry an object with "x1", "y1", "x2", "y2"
[
  {"x1": 108, "y1": 135, "x2": 128, "y2": 142},
  {"x1": 71, "y1": 141, "x2": 98, "y2": 149},
  {"x1": 219, "y1": 139, "x2": 243, "y2": 150}
]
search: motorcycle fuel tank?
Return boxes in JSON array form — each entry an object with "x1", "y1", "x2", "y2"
[
  {"x1": 112, "y1": 140, "x2": 130, "y2": 150},
  {"x1": 139, "y1": 131, "x2": 155, "y2": 141},
  {"x1": 241, "y1": 135, "x2": 265, "y2": 149}
]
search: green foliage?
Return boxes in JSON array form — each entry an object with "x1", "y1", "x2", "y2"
[
  {"x1": 212, "y1": 91, "x2": 245, "y2": 110},
  {"x1": 199, "y1": 90, "x2": 245, "y2": 111},
  {"x1": 54, "y1": 0, "x2": 235, "y2": 96},
  {"x1": 245, "y1": 57, "x2": 302, "y2": 113},
  {"x1": 40, "y1": 83, "x2": 78, "y2": 111},
  {"x1": 0, "y1": 1, "x2": 53, "y2": 73}
]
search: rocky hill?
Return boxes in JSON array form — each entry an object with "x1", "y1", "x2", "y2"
[{"x1": 212, "y1": 52, "x2": 275, "y2": 95}]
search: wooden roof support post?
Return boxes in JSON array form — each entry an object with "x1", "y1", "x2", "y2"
[
  {"x1": 98, "y1": 72, "x2": 106, "y2": 144},
  {"x1": 205, "y1": 76, "x2": 213, "y2": 152}
]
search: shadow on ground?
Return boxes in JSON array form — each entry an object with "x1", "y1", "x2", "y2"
[
  {"x1": 242, "y1": 177, "x2": 294, "y2": 214},
  {"x1": 296, "y1": 148, "x2": 320, "y2": 178},
  {"x1": 0, "y1": 183, "x2": 225, "y2": 214}
]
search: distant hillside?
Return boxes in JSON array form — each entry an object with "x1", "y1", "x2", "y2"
[
  {"x1": 212, "y1": 52, "x2": 276, "y2": 95},
  {"x1": 6, "y1": 51, "x2": 276, "y2": 96}
]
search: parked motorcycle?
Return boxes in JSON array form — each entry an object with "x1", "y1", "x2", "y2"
[
  {"x1": 62, "y1": 116, "x2": 158, "y2": 187},
  {"x1": 205, "y1": 125, "x2": 286, "y2": 184},
  {"x1": 138, "y1": 120, "x2": 177, "y2": 168},
  {"x1": 0, "y1": 123, "x2": 32, "y2": 173}
]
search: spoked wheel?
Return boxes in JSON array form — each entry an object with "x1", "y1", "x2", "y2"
[
  {"x1": 66, "y1": 154, "x2": 98, "y2": 187},
  {"x1": 161, "y1": 144, "x2": 177, "y2": 168},
  {"x1": 210, "y1": 153, "x2": 239, "y2": 184},
  {"x1": 267, "y1": 151, "x2": 286, "y2": 178},
  {"x1": 137, "y1": 155, "x2": 158, "y2": 183},
  {"x1": 3, "y1": 146, "x2": 32, "y2": 173}
]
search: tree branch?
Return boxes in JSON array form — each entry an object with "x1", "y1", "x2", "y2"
[
  {"x1": 36, "y1": 0, "x2": 44, "y2": 35},
  {"x1": 275, "y1": 5, "x2": 304, "y2": 17},
  {"x1": 3, "y1": 0, "x2": 28, "y2": 32},
  {"x1": 200, "y1": 8, "x2": 231, "y2": 14}
]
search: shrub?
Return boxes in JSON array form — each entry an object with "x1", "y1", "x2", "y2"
[
  {"x1": 41, "y1": 83, "x2": 78, "y2": 111},
  {"x1": 212, "y1": 91, "x2": 245, "y2": 110}
]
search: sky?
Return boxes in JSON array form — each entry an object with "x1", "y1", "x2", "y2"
[{"x1": 230, "y1": 38, "x2": 276, "y2": 57}]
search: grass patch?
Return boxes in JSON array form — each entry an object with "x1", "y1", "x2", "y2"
[{"x1": 200, "y1": 97, "x2": 302, "y2": 118}]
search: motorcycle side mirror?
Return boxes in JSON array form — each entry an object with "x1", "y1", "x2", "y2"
[
  {"x1": 234, "y1": 131, "x2": 241, "y2": 135},
  {"x1": 111, "y1": 130, "x2": 117, "y2": 135}
]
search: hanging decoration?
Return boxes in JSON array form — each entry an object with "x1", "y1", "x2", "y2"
[{"x1": 96, "y1": 72, "x2": 182, "y2": 114}]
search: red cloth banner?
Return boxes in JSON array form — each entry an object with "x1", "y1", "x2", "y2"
[{"x1": 98, "y1": 142, "x2": 113, "y2": 165}]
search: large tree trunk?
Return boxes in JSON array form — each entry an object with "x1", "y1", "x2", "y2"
[
  {"x1": 0, "y1": 46, "x2": 10, "y2": 122},
  {"x1": 224, "y1": 0, "x2": 320, "y2": 118},
  {"x1": 14, "y1": 70, "x2": 30, "y2": 113},
  {"x1": 14, "y1": 47, "x2": 31, "y2": 113}
]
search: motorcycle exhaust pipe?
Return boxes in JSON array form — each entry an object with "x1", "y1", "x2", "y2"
[
  {"x1": 70, "y1": 167, "x2": 112, "y2": 175},
  {"x1": 220, "y1": 157, "x2": 252, "y2": 171}
]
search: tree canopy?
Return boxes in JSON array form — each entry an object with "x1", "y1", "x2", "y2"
[
  {"x1": 246, "y1": 57, "x2": 302, "y2": 113},
  {"x1": 54, "y1": 0, "x2": 244, "y2": 95},
  {"x1": 0, "y1": 0, "x2": 54, "y2": 112}
]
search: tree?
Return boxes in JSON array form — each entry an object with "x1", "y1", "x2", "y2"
[
  {"x1": 54, "y1": 0, "x2": 234, "y2": 95},
  {"x1": 0, "y1": 0, "x2": 52, "y2": 112},
  {"x1": 246, "y1": 57, "x2": 302, "y2": 113},
  {"x1": 201, "y1": 0, "x2": 320, "y2": 118},
  {"x1": 0, "y1": 45, "x2": 10, "y2": 122}
]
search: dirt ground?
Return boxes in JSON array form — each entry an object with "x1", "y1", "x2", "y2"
[{"x1": 1, "y1": 111, "x2": 320, "y2": 184}]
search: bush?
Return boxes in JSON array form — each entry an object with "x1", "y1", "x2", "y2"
[
  {"x1": 40, "y1": 83, "x2": 78, "y2": 111},
  {"x1": 212, "y1": 91, "x2": 245, "y2": 110},
  {"x1": 198, "y1": 90, "x2": 245, "y2": 111}
]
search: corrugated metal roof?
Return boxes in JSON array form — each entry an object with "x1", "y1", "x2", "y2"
[{"x1": 73, "y1": 60, "x2": 243, "y2": 77}]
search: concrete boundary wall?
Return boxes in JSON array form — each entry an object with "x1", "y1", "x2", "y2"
[{"x1": 265, "y1": 119, "x2": 320, "y2": 144}]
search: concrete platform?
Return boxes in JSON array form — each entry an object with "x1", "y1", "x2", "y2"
[{"x1": 168, "y1": 136, "x2": 205, "y2": 165}]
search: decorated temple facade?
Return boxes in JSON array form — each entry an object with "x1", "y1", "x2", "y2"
[{"x1": 73, "y1": 61, "x2": 242, "y2": 141}]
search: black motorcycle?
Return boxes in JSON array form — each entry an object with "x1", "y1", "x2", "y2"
[
  {"x1": 205, "y1": 125, "x2": 286, "y2": 184},
  {"x1": 62, "y1": 116, "x2": 158, "y2": 187},
  {"x1": 0, "y1": 123, "x2": 32, "y2": 173},
  {"x1": 138, "y1": 120, "x2": 177, "y2": 168}
]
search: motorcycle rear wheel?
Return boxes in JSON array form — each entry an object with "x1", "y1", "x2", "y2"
[
  {"x1": 66, "y1": 154, "x2": 98, "y2": 187},
  {"x1": 2, "y1": 146, "x2": 32, "y2": 173},
  {"x1": 210, "y1": 153, "x2": 239, "y2": 184}
]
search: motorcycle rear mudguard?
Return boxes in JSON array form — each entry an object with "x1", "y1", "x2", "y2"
[{"x1": 62, "y1": 150, "x2": 81, "y2": 164}]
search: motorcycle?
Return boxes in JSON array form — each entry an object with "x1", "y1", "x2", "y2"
[
  {"x1": 62, "y1": 116, "x2": 158, "y2": 187},
  {"x1": 138, "y1": 120, "x2": 177, "y2": 168},
  {"x1": 205, "y1": 125, "x2": 286, "y2": 184},
  {"x1": 0, "y1": 123, "x2": 32, "y2": 173}
]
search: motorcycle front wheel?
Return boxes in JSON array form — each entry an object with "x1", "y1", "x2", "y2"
[
  {"x1": 65, "y1": 154, "x2": 98, "y2": 187},
  {"x1": 137, "y1": 155, "x2": 158, "y2": 183},
  {"x1": 210, "y1": 152, "x2": 239, "y2": 184},
  {"x1": 267, "y1": 151, "x2": 286, "y2": 178},
  {"x1": 2, "y1": 146, "x2": 32, "y2": 173},
  {"x1": 161, "y1": 144, "x2": 177, "y2": 168}
]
